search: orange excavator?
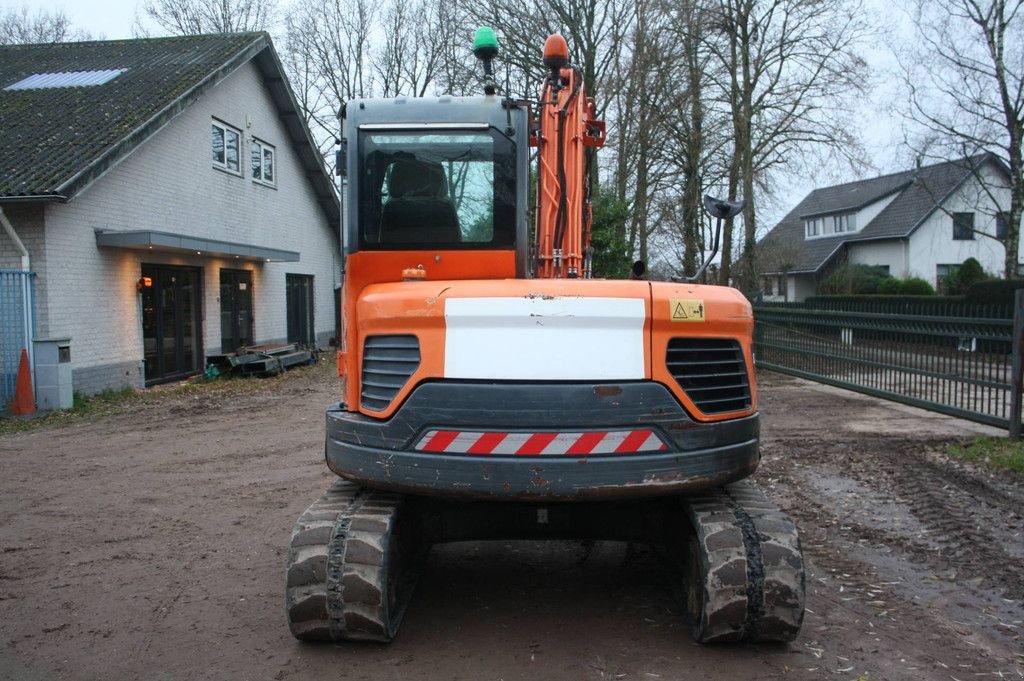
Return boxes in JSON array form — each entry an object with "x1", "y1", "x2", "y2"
[{"x1": 286, "y1": 28, "x2": 805, "y2": 645}]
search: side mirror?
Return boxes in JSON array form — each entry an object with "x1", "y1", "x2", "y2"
[
  {"x1": 702, "y1": 194, "x2": 744, "y2": 220},
  {"x1": 685, "y1": 194, "x2": 745, "y2": 283}
]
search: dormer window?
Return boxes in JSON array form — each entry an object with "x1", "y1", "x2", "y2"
[
  {"x1": 832, "y1": 213, "x2": 856, "y2": 233},
  {"x1": 806, "y1": 212, "x2": 856, "y2": 238}
]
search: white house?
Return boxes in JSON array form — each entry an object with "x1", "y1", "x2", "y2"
[
  {"x1": 0, "y1": 33, "x2": 340, "y2": 398},
  {"x1": 758, "y1": 155, "x2": 1016, "y2": 301}
]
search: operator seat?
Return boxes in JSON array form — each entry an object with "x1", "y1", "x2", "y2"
[{"x1": 380, "y1": 160, "x2": 461, "y2": 244}]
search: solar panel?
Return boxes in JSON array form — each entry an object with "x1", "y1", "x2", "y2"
[{"x1": 4, "y1": 69, "x2": 126, "y2": 91}]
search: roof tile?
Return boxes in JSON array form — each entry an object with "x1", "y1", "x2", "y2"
[{"x1": 0, "y1": 33, "x2": 264, "y2": 198}]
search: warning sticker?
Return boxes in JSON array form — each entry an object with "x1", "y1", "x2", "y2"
[{"x1": 670, "y1": 299, "x2": 705, "y2": 322}]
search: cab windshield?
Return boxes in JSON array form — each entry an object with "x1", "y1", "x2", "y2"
[{"x1": 357, "y1": 129, "x2": 516, "y2": 249}]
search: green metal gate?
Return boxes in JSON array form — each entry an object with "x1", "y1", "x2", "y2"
[{"x1": 753, "y1": 303, "x2": 1019, "y2": 429}]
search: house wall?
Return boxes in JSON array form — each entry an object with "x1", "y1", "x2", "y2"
[
  {"x1": 787, "y1": 274, "x2": 816, "y2": 302},
  {"x1": 0, "y1": 203, "x2": 49, "y2": 335},
  {"x1": 760, "y1": 273, "x2": 786, "y2": 302},
  {"x1": 847, "y1": 240, "x2": 908, "y2": 277},
  {"x1": 907, "y1": 163, "x2": 1014, "y2": 286},
  {"x1": 41, "y1": 60, "x2": 339, "y2": 394}
]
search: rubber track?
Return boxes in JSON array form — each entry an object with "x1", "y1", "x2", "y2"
[
  {"x1": 684, "y1": 479, "x2": 805, "y2": 643},
  {"x1": 286, "y1": 480, "x2": 416, "y2": 642}
]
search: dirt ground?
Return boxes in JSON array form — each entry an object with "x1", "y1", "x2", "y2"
[{"x1": 1, "y1": 362, "x2": 1022, "y2": 681}]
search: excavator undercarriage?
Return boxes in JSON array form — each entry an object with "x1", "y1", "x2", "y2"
[{"x1": 287, "y1": 480, "x2": 804, "y2": 644}]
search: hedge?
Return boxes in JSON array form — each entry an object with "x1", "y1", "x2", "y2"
[{"x1": 965, "y1": 279, "x2": 1024, "y2": 305}]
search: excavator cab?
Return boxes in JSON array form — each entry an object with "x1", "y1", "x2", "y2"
[
  {"x1": 343, "y1": 99, "x2": 530, "y2": 275},
  {"x1": 359, "y1": 130, "x2": 517, "y2": 247}
]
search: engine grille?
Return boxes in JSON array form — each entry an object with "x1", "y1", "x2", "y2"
[
  {"x1": 666, "y1": 338, "x2": 751, "y2": 415},
  {"x1": 361, "y1": 335, "x2": 421, "y2": 412}
]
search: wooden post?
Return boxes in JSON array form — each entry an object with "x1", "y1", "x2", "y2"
[{"x1": 1010, "y1": 289, "x2": 1024, "y2": 440}]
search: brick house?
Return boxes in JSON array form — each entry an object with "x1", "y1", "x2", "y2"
[
  {"x1": 757, "y1": 155, "x2": 1015, "y2": 301},
  {"x1": 0, "y1": 33, "x2": 340, "y2": 396}
]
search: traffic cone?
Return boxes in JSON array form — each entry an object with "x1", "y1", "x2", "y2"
[{"x1": 10, "y1": 348, "x2": 34, "y2": 416}]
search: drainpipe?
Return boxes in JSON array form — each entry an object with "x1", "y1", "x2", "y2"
[{"x1": 0, "y1": 206, "x2": 35, "y2": 376}]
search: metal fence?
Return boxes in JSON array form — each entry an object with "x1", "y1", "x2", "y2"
[
  {"x1": 753, "y1": 303, "x2": 1021, "y2": 430},
  {"x1": 0, "y1": 270, "x2": 36, "y2": 410}
]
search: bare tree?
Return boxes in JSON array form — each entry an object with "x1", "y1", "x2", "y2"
[
  {"x1": 470, "y1": 0, "x2": 632, "y2": 109},
  {"x1": 654, "y1": 0, "x2": 734, "y2": 277},
  {"x1": 606, "y1": 0, "x2": 673, "y2": 266},
  {"x1": 0, "y1": 6, "x2": 88, "y2": 44},
  {"x1": 429, "y1": 0, "x2": 477, "y2": 96},
  {"x1": 282, "y1": 0, "x2": 483, "y2": 174},
  {"x1": 283, "y1": 0, "x2": 376, "y2": 162},
  {"x1": 710, "y1": 0, "x2": 869, "y2": 290},
  {"x1": 902, "y1": 0, "x2": 1023, "y2": 279},
  {"x1": 375, "y1": 0, "x2": 451, "y2": 97},
  {"x1": 141, "y1": 0, "x2": 276, "y2": 35}
]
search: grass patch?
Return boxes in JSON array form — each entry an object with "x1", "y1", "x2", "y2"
[
  {"x1": 947, "y1": 436, "x2": 1024, "y2": 475},
  {"x1": 0, "y1": 359, "x2": 330, "y2": 436},
  {"x1": 72, "y1": 386, "x2": 141, "y2": 411}
]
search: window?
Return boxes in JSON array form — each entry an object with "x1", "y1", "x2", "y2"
[
  {"x1": 997, "y1": 211, "x2": 1010, "y2": 240},
  {"x1": 805, "y1": 218, "x2": 821, "y2": 237},
  {"x1": 764, "y1": 277, "x2": 774, "y2": 296},
  {"x1": 212, "y1": 120, "x2": 241, "y2": 174},
  {"x1": 778, "y1": 275, "x2": 788, "y2": 298},
  {"x1": 953, "y1": 212, "x2": 975, "y2": 240},
  {"x1": 832, "y1": 213, "x2": 856, "y2": 234},
  {"x1": 358, "y1": 129, "x2": 516, "y2": 249},
  {"x1": 936, "y1": 264, "x2": 960, "y2": 293},
  {"x1": 251, "y1": 139, "x2": 275, "y2": 185}
]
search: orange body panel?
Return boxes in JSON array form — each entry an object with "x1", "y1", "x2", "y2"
[
  {"x1": 351, "y1": 278, "x2": 652, "y2": 419},
  {"x1": 649, "y1": 281, "x2": 758, "y2": 422},
  {"x1": 342, "y1": 271, "x2": 757, "y2": 423},
  {"x1": 339, "y1": 250, "x2": 517, "y2": 409}
]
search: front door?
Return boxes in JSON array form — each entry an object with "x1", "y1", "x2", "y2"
[
  {"x1": 141, "y1": 264, "x2": 202, "y2": 384},
  {"x1": 286, "y1": 274, "x2": 315, "y2": 346},
  {"x1": 219, "y1": 269, "x2": 253, "y2": 352}
]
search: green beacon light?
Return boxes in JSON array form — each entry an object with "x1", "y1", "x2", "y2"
[
  {"x1": 473, "y1": 26, "x2": 499, "y2": 95},
  {"x1": 473, "y1": 26, "x2": 499, "y2": 60}
]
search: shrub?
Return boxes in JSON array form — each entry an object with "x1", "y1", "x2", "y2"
[
  {"x1": 870, "y1": 276, "x2": 934, "y2": 295},
  {"x1": 899, "y1": 277, "x2": 935, "y2": 295},
  {"x1": 957, "y1": 258, "x2": 989, "y2": 288},
  {"x1": 945, "y1": 257, "x2": 991, "y2": 294},
  {"x1": 820, "y1": 264, "x2": 892, "y2": 295},
  {"x1": 589, "y1": 185, "x2": 632, "y2": 278},
  {"x1": 877, "y1": 277, "x2": 902, "y2": 295},
  {"x1": 966, "y1": 278, "x2": 1024, "y2": 304}
]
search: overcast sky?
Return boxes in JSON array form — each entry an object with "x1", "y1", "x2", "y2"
[
  {"x1": 1, "y1": 0, "x2": 919, "y2": 229},
  {"x1": 0, "y1": 0, "x2": 140, "y2": 39}
]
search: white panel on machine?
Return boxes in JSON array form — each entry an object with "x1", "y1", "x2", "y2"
[{"x1": 444, "y1": 296, "x2": 646, "y2": 380}]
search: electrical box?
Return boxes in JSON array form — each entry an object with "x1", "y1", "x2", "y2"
[{"x1": 33, "y1": 337, "x2": 73, "y2": 411}]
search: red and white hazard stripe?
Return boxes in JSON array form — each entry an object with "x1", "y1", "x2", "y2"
[{"x1": 414, "y1": 429, "x2": 668, "y2": 456}]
